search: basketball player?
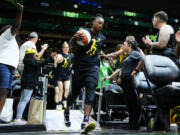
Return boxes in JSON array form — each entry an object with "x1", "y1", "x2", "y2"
[
  {"x1": 64, "y1": 14, "x2": 106, "y2": 133},
  {"x1": 54, "y1": 41, "x2": 73, "y2": 111}
]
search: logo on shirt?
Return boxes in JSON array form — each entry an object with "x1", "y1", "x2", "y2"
[
  {"x1": 102, "y1": 69, "x2": 108, "y2": 76},
  {"x1": 86, "y1": 38, "x2": 101, "y2": 55},
  {"x1": 62, "y1": 57, "x2": 69, "y2": 68}
]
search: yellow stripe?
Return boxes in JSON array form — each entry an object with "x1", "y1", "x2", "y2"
[
  {"x1": 170, "y1": 109, "x2": 172, "y2": 123},
  {"x1": 119, "y1": 47, "x2": 127, "y2": 62},
  {"x1": 172, "y1": 114, "x2": 177, "y2": 123}
]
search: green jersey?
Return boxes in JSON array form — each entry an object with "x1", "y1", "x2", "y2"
[{"x1": 97, "y1": 61, "x2": 113, "y2": 89}]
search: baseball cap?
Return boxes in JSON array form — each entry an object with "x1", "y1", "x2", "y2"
[{"x1": 29, "y1": 32, "x2": 38, "y2": 38}]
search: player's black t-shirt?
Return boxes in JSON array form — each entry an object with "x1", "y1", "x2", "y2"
[
  {"x1": 72, "y1": 28, "x2": 106, "y2": 69},
  {"x1": 56, "y1": 53, "x2": 73, "y2": 77}
]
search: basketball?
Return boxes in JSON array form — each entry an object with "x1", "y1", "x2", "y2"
[
  {"x1": 54, "y1": 54, "x2": 64, "y2": 63},
  {"x1": 76, "y1": 29, "x2": 91, "y2": 46}
]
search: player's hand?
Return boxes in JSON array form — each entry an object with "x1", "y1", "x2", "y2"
[
  {"x1": 175, "y1": 31, "x2": 180, "y2": 43},
  {"x1": 53, "y1": 56, "x2": 58, "y2": 62},
  {"x1": 72, "y1": 33, "x2": 81, "y2": 41},
  {"x1": 74, "y1": 32, "x2": 86, "y2": 41}
]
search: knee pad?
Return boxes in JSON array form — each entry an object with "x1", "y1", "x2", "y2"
[
  {"x1": 84, "y1": 78, "x2": 97, "y2": 106},
  {"x1": 84, "y1": 95, "x2": 95, "y2": 106}
]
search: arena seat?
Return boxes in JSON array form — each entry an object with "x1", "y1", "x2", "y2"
[
  {"x1": 143, "y1": 55, "x2": 179, "y2": 86},
  {"x1": 104, "y1": 84, "x2": 127, "y2": 120},
  {"x1": 133, "y1": 72, "x2": 157, "y2": 131},
  {"x1": 143, "y1": 55, "x2": 180, "y2": 131},
  {"x1": 133, "y1": 72, "x2": 157, "y2": 93},
  {"x1": 95, "y1": 79, "x2": 128, "y2": 127}
]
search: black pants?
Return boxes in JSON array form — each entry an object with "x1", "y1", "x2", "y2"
[
  {"x1": 121, "y1": 76, "x2": 141, "y2": 127},
  {"x1": 67, "y1": 66, "x2": 99, "y2": 107}
]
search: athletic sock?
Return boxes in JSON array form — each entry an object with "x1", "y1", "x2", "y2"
[
  {"x1": 64, "y1": 109, "x2": 70, "y2": 121},
  {"x1": 58, "y1": 101, "x2": 62, "y2": 105},
  {"x1": 83, "y1": 115, "x2": 89, "y2": 123}
]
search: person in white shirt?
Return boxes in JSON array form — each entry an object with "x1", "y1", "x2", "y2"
[
  {"x1": 0, "y1": 3, "x2": 23, "y2": 113},
  {"x1": 18, "y1": 32, "x2": 48, "y2": 74},
  {"x1": 142, "y1": 11, "x2": 176, "y2": 62}
]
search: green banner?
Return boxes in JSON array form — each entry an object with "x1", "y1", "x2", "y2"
[{"x1": 4, "y1": 0, "x2": 17, "y2": 5}]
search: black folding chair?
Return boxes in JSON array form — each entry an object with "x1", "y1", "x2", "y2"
[{"x1": 142, "y1": 55, "x2": 180, "y2": 131}]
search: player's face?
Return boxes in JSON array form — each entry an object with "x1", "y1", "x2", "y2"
[
  {"x1": 92, "y1": 17, "x2": 104, "y2": 32},
  {"x1": 63, "y1": 44, "x2": 69, "y2": 53}
]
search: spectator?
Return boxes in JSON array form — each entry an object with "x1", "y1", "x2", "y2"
[
  {"x1": 14, "y1": 48, "x2": 46, "y2": 124},
  {"x1": 114, "y1": 44, "x2": 124, "y2": 70},
  {"x1": 142, "y1": 11, "x2": 176, "y2": 62},
  {"x1": 106, "y1": 40, "x2": 143, "y2": 129},
  {"x1": 97, "y1": 57, "x2": 113, "y2": 89},
  {"x1": 119, "y1": 40, "x2": 143, "y2": 129},
  {"x1": 102, "y1": 36, "x2": 144, "y2": 59},
  {"x1": 0, "y1": 3, "x2": 23, "y2": 113},
  {"x1": 175, "y1": 30, "x2": 180, "y2": 58},
  {"x1": 104, "y1": 36, "x2": 144, "y2": 81},
  {"x1": 18, "y1": 32, "x2": 48, "y2": 74},
  {"x1": 94, "y1": 56, "x2": 113, "y2": 113}
]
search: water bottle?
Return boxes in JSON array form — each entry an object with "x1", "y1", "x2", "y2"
[
  {"x1": 150, "y1": 117, "x2": 155, "y2": 129},
  {"x1": 170, "y1": 123, "x2": 178, "y2": 135}
]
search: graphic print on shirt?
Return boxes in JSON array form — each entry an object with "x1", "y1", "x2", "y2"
[
  {"x1": 62, "y1": 57, "x2": 69, "y2": 68},
  {"x1": 86, "y1": 38, "x2": 101, "y2": 55},
  {"x1": 102, "y1": 69, "x2": 108, "y2": 76}
]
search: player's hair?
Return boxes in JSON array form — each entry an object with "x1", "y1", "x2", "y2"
[{"x1": 91, "y1": 13, "x2": 104, "y2": 22}]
